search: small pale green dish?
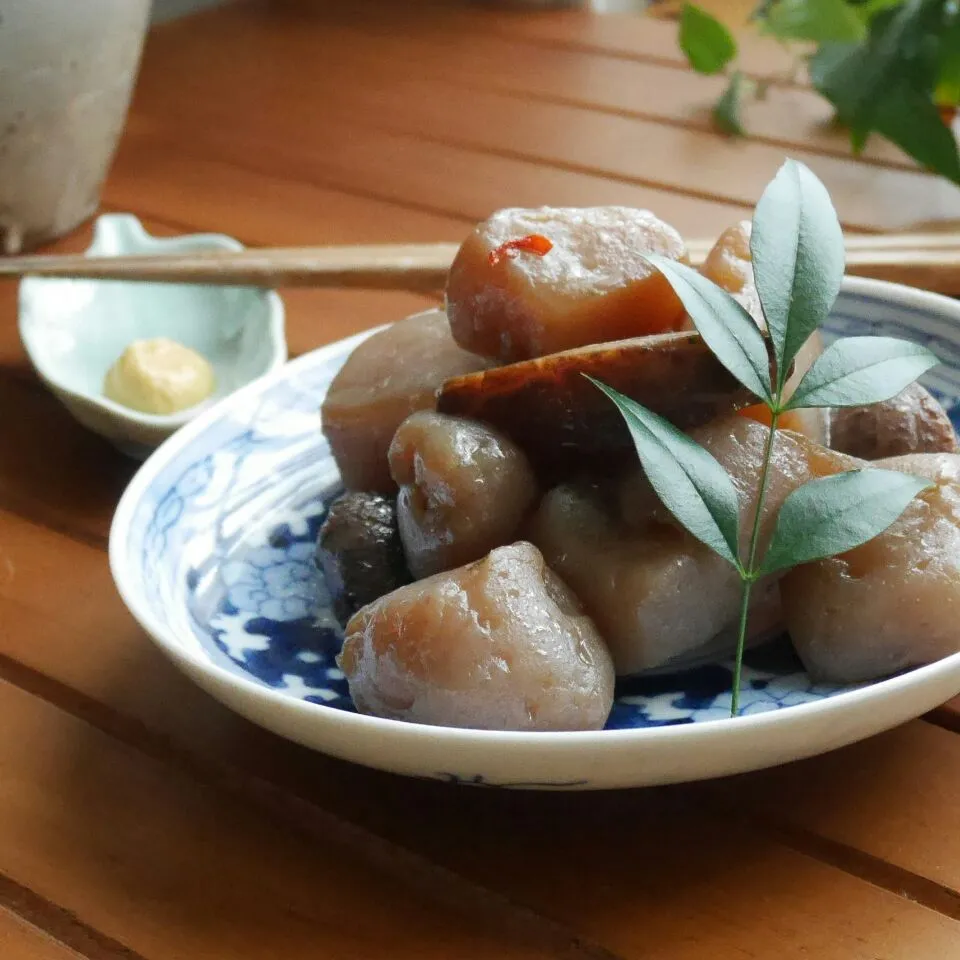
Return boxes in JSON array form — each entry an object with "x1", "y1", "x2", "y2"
[{"x1": 18, "y1": 214, "x2": 287, "y2": 459}]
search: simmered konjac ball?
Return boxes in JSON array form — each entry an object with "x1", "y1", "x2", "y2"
[
  {"x1": 829, "y1": 382, "x2": 959, "y2": 460},
  {"x1": 316, "y1": 491, "x2": 409, "y2": 625},
  {"x1": 321, "y1": 309, "x2": 490, "y2": 493},
  {"x1": 697, "y1": 220, "x2": 763, "y2": 326},
  {"x1": 389, "y1": 411, "x2": 539, "y2": 579},
  {"x1": 782, "y1": 453, "x2": 960, "y2": 683},
  {"x1": 338, "y1": 542, "x2": 615, "y2": 731},
  {"x1": 699, "y1": 219, "x2": 829, "y2": 445},
  {"x1": 529, "y1": 416, "x2": 860, "y2": 675},
  {"x1": 446, "y1": 206, "x2": 689, "y2": 363}
]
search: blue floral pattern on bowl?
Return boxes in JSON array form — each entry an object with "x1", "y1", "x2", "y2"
[{"x1": 120, "y1": 291, "x2": 960, "y2": 730}]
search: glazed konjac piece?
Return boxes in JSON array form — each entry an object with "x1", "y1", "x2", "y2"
[
  {"x1": 321, "y1": 309, "x2": 491, "y2": 493},
  {"x1": 782, "y1": 452, "x2": 960, "y2": 684},
  {"x1": 389, "y1": 411, "x2": 539, "y2": 579},
  {"x1": 697, "y1": 220, "x2": 763, "y2": 326},
  {"x1": 699, "y1": 219, "x2": 829, "y2": 446},
  {"x1": 445, "y1": 206, "x2": 689, "y2": 363},
  {"x1": 528, "y1": 480, "x2": 783, "y2": 675},
  {"x1": 880, "y1": 451, "x2": 960, "y2": 484},
  {"x1": 438, "y1": 331, "x2": 753, "y2": 477},
  {"x1": 338, "y1": 542, "x2": 615, "y2": 731},
  {"x1": 529, "y1": 416, "x2": 859, "y2": 675},
  {"x1": 316, "y1": 491, "x2": 410, "y2": 625},
  {"x1": 829, "y1": 382, "x2": 958, "y2": 460}
]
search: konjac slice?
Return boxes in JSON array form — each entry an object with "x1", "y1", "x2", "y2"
[
  {"x1": 829, "y1": 382, "x2": 958, "y2": 460},
  {"x1": 529, "y1": 416, "x2": 859, "y2": 674},
  {"x1": 445, "y1": 206, "x2": 689, "y2": 363},
  {"x1": 438, "y1": 331, "x2": 752, "y2": 477},
  {"x1": 321, "y1": 309, "x2": 491, "y2": 493},
  {"x1": 389, "y1": 411, "x2": 539, "y2": 579},
  {"x1": 781, "y1": 456, "x2": 960, "y2": 683},
  {"x1": 338, "y1": 542, "x2": 615, "y2": 731}
]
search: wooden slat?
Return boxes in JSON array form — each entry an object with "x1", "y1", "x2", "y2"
[
  {"x1": 0, "y1": 679, "x2": 562, "y2": 960},
  {"x1": 314, "y1": 79, "x2": 959, "y2": 231},
  {"x1": 250, "y1": 10, "x2": 913, "y2": 169},
  {"x1": 125, "y1": 117, "x2": 754, "y2": 240},
  {"x1": 271, "y1": 0, "x2": 788, "y2": 75},
  {"x1": 124, "y1": 110, "x2": 758, "y2": 248},
  {"x1": 708, "y1": 721, "x2": 960, "y2": 897},
  {"x1": 0, "y1": 909, "x2": 81, "y2": 960},
  {"x1": 0, "y1": 377, "x2": 132, "y2": 547},
  {"x1": 104, "y1": 135, "x2": 474, "y2": 245},
  {"x1": 2, "y1": 507, "x2": 960, "y2": 951},
  {"x1": 468, "y1": 4, "x2": 805, "y2": 78},
  {"x1": 133, "y1": 14, "x2": 958, "y2": 231}
]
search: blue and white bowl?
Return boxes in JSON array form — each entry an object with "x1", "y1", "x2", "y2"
[{"x1": 109, "y1": 282, "x2": 960, "y2": 790}]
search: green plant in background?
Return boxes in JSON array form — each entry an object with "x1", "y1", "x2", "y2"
[
  {"x1": 590, "y1": 159, "x2": 940, "y2": 715},
  {"x1": 677, "y1": 0, "x2": 960, "y2": 184}
]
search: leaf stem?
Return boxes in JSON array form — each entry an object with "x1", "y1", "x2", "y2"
[
  {"x1": 732, "y1": 408, "x2": 780, "y2": 716},
  {"x1": 731, "y1": 577, "x2": 754, "y2": 716}
]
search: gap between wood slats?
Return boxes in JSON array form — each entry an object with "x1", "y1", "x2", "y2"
[
  {"x1": 0, "y1": 886, "x2": 143, "y2": 960},
  {"x1": 927, "y1": 701, "x2": 960, "y2": 734}
]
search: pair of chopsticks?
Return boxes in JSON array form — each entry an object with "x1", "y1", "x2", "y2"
[{"x1": 2, "y1": 233, "x2": 960, "y2": 294}]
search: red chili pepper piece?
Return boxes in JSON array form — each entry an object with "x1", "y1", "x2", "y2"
[{"x1": 488, "y1": 233, "x2": 554, "y2": 267}]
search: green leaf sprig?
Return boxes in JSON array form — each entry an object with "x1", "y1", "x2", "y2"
[
  {"x1": 591, "y1": 159, "x2": 939, "y2": 716},
  {"x1": 676, "y1": 0, "x2": 960, "y2": 185}
]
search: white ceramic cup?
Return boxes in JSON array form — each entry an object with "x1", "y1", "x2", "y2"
[{"x1": 0, "y1": 0, "x2": 151, "y2": 253}]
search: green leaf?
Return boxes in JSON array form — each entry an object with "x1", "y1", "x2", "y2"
[
  {"x1": 714, "y1": 70, "x2": 748, "y2": 135},
  {"x1": 680, "y1": 4, "x2": 738, "y2": 75},
  {"x1": 809, "y1": 42, "x2": 863, "y2": 124},
  {"x1": 588, "y1": 377, "x2": 743, "y2": 568},
  {"x1": 645, "y1": 254, "x2": 772, "y2": 402},
  {"x1": 935, "y1": 19, "x2": 960, "y2": 106},
  {"x1": 759, "y1": 468, "x2": 932, "y2": 576},
  {"x1": 855, "y1": 0, "x2": 908, "y2": 20},
  {"x1": 785, "y1": 335, "x2": 939, "y2": 408},
  {"x1": 763, "y1": 0, "x2": 866, "y2": 43},
  {"x1": 810, "y1": 0, "x2": 959, "y2": 181},
  {"x1": 870, "y1": 83, "x2": 960, "y2": 182},
  {"x1": 750, "y1": 159, "x2": 845, "y2": 396},
  {"x1": 813, "y1": 30, "x2": 960, "y2": 181}
]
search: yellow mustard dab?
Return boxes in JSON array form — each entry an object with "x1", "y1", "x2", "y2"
[{"x1": 104, "y1": 338, "x2": 215, "y2": 415}]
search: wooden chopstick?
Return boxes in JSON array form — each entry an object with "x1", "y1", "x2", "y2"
[
  {"x1": 0, "y1": 243, "x2": 461, "y2": 293},
  {"x1": 2, "y1": 235, "x2": 960, "y2": 294}
]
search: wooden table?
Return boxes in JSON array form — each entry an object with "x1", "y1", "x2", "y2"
[{"x1": 3, "y1": 2, "x2": 960, "y2": 957}]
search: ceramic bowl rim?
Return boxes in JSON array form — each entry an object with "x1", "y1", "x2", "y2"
[
  {"x1": 17, "y1": 213, "x2": 287, "y2": 429},
  {"x1": 109, "y1": 275, "x2": 960, "y2": 751}
]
